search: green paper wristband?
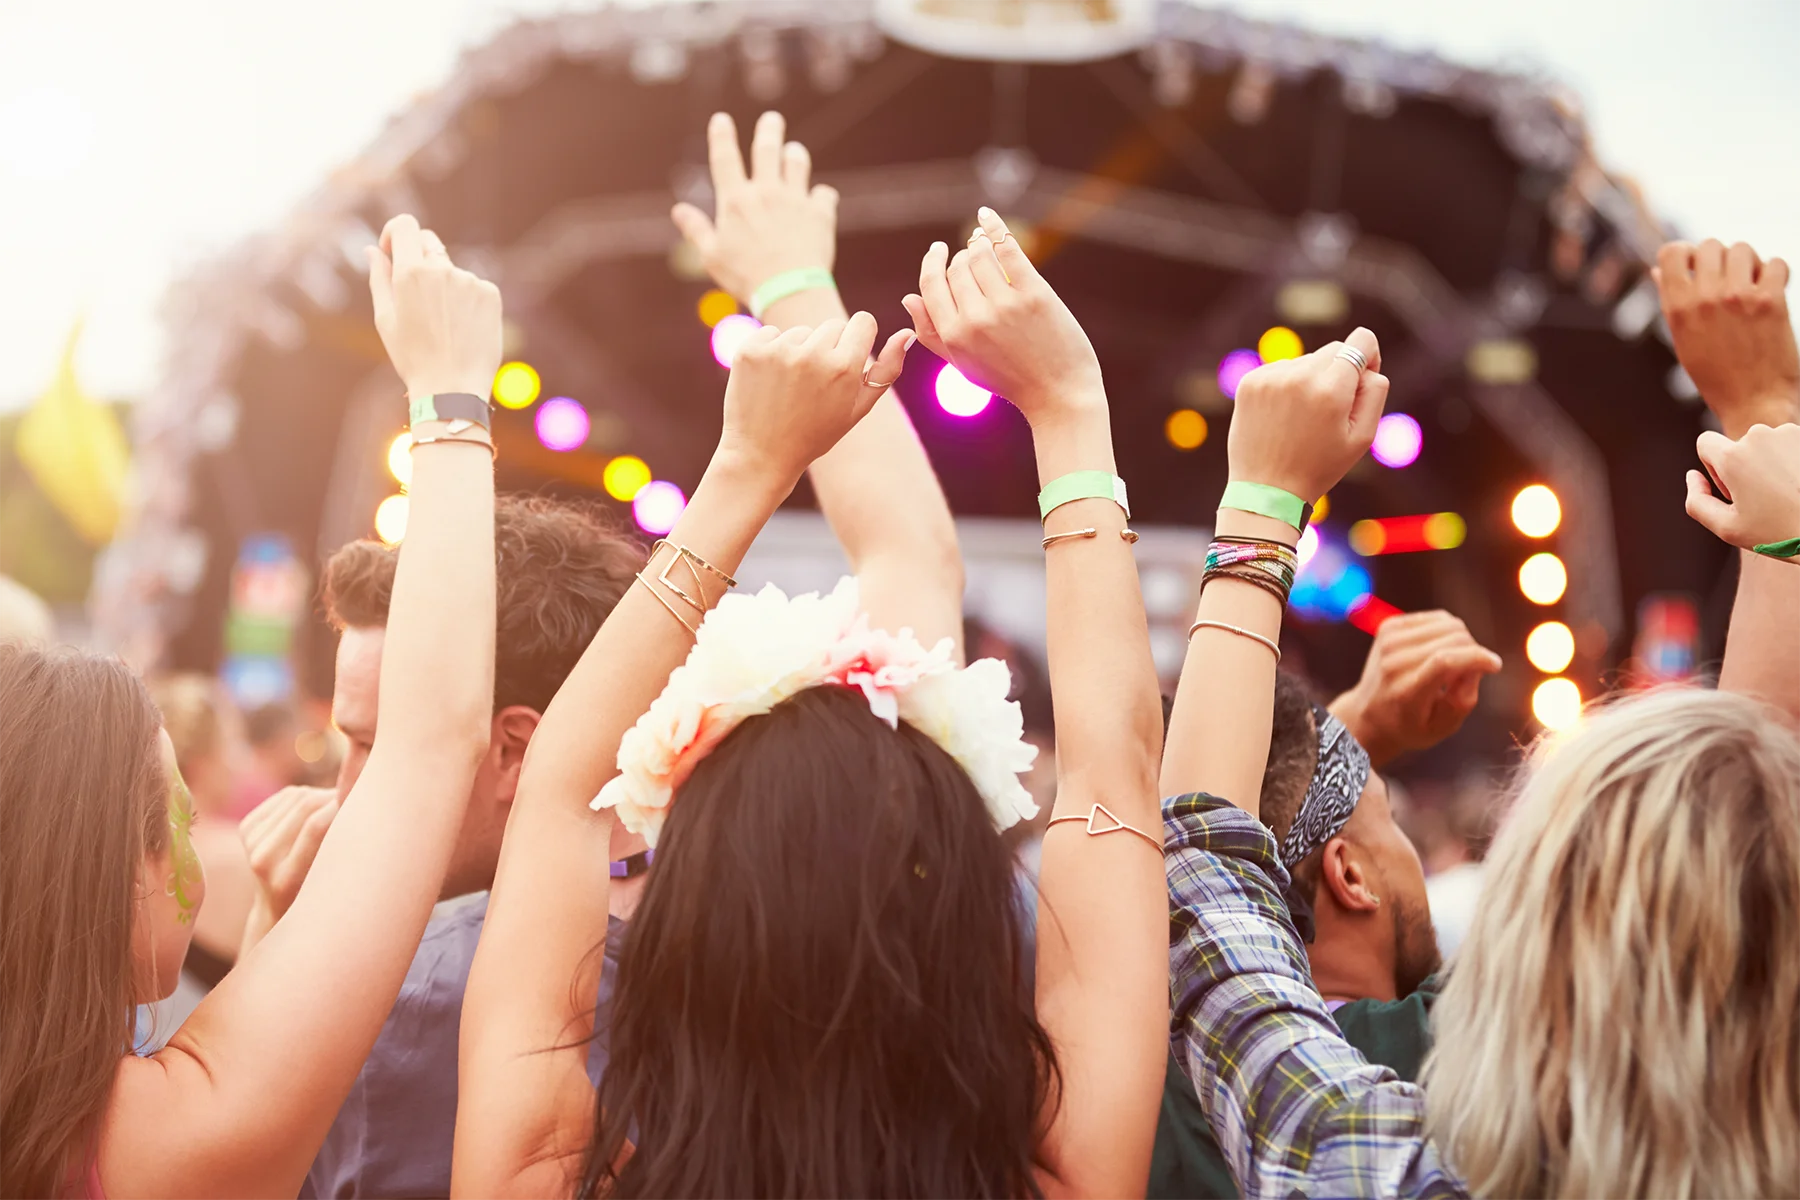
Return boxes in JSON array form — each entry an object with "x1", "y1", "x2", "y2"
[
  {"x1": 1219, "y1": 481, "x2": 1308, "y2": 532},
  {"x1": 1753, "y1": 536, "x2": 1800, "y2": 560},
  {"x1": 749, "y1": 267, "x2": 837, "y2": 320},
  {"x1": 1038, "y1": 470, "x2": 1130, "y2": 521},
  {"x1": 409, "y1": 392, "x2": 492, "y2": 429}
]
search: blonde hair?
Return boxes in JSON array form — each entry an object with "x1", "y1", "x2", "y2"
[{"x1": 1423, "y1": 688, "x2": 1800, "y2": 1198}]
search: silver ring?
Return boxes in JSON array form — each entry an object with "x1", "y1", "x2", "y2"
[{"x1": 1335, "y1": 345, "x2": 1369, "y2": 373}]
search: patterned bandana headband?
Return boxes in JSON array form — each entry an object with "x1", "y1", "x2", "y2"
[
  {"x1": 592, "y1": 578, "x2": 1040, "y2": 848},
  {"x1": 1279, "y1": 704, "x2": 1372, "y2": 942}
]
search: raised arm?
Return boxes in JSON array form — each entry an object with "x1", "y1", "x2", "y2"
[
  {"x1": 1656, "y1": 239, "x2": 1800, "y2": 720},
  {"x1": 101, "y1": 217, "x2": 499, "y2": 1197},
  {"x1": 454, "y1": 315, "x2": 910, "y2": 1198},
  {"x1": 1159, "y1": 329, "x2": 1388, "y2": 815},
  {"x1": 1155, "y1": 334, "x2": 1460, "y2": 1198},
  {"x1": 674, "y1": 111, "x2": 963, "y2": 653},
  {"x1": 908, "y1": 208, "x2": 1164, "y2": 1196}
]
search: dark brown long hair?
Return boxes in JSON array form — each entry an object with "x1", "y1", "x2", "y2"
[
  {"x1": 581, "y1": 686, "x2": 1058, "y2": 1198},
  {"x1": 0, "y1": 645, "x2": 168, "y2": 1197}
]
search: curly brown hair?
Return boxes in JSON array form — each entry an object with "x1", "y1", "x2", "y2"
[{"x1": 322, "y1": 494, "x2": 643, "y2": 714}]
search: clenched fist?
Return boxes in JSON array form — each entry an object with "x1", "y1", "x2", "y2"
[{"x1": 1329, "y1": 611, "x2": 1503, "y2": 768}]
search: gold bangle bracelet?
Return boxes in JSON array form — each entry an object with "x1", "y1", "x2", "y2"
[
  {"x1": 634, "y1": 573, "x2": 699, "y2": 636},
  {"x1": 409, "y1": 431, "x2": 496, "y2": 458},
  {"x1": 1045, "y1": 803, "x2": 1162, "y2": 851},
  {"x1": 1042, "y1": 527, "x2": 1098, "y2": 550},
  {"x1": 1186, "y1": 619, "x2": 1281, "y2": 662}
]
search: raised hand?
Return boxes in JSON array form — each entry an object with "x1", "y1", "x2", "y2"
[
  {"x1": 239, "y1": 785, "x2": 339, "y2": 926},
  {"x1": 715, "y1": 313, "x2": 912, "y2": 486},
  {"x1": 368, "y1": 215, "x2": 503, "y2": 400},
  {"x1": 671, "y1": 111, "x2": 837, "y2": 307},
  {"x1": 1329, "y1": 611, "x2": 1504, "y2": 768},
  {"x1": 1655, "y1": 239, "x2": 1798, "y2": 438},
  {"x1": 904, "y1": 207, "x2": 1105, "y2": 426},
  {"x1": 1229, "y1": 327, "x2": 1390, "y2": 502},
  {"x1": 1685, "y1": 424, "x2": 1800, "y2": 554}
]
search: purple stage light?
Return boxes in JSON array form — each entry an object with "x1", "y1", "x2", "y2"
[
  {"x1": 633, "y1": 480, "x2": 686, "y2": 535},
  {"x1": 1371, "y1": 413, "x2": 1423, "y2": 468},
  {"x1": 935, "y1": 364, "x2": 992, "y2": 417},
  {"x1": 534, "y1": 396, "x2": 590, "y2": 452},
  {"x1": 1217, "y1": 348, "x2": 1261, "y2": 399},
  {"x1": 710, "y1": 314, "x2": 761, "y2": 368}
]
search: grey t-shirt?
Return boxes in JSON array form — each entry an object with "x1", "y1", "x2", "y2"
[{"x1": 303, "y1": 893, "x2": 624, "y2": 1199}]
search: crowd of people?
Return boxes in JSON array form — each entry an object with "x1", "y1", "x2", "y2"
[{"x1": 2, "y1": 108, "x2": 1798, "y2": 1199}]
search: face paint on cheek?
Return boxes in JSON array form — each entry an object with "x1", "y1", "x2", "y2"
[{"x1": 166, "y1": 773, "x2": 202, "y2": 925}]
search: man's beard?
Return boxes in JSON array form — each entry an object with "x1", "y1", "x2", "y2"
[{"x1": 1392, "y1": 889, "x2": 1443, "y2": 998}]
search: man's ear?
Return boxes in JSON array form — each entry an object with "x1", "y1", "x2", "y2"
[
  {"x1": 490, "y1": 706, "x2": 542, "y2": 805},
  {"x1": 1319, "y1": 836, "x2": 1382, "y2": 914}
]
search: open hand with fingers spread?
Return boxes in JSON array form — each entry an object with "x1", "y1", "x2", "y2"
[
  {"x1": 1229, "y1": 328, "x2": 1390, "y2": 503},
  {"x1": 1329, "y1": 611, "x2": 1504, "y2": 767},
  {"x1": 672, "y1": 111, "x2": 838, "y2": 310},
  {"x1": 368, "y1": 215, "x2": 503, "y2": 401},
  {"x1": 715, "y1": 313, "x2": 913, "y2": 488},
  {"x1": 1655, "y1": 239, "x2": 1798, "y2": 438},
  {"x1": 904, "y1": 208, "x2": 1105, "y2": 426},
  {"x1": 1685, "y1": 424, "x2": 1800, "y2": 558},
  {"x1": 239, "y1": 785, "x2": 339, "y2": 925}
]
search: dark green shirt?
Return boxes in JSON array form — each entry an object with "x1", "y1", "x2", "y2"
[{"x1": 1147, "y1": 977, "x2": 1441, "y2": 1199}]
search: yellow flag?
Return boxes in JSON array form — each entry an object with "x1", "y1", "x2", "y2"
[{"x1": 14, "y1": 323, "x2": 130, "y2": 546}]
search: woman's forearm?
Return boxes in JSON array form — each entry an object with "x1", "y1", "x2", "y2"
[
  {"x1": 1159, "y1": 508, "x2": 1295, "y2": 818},
  {"x1": 456, "y1": 451, "x2": 790, "y2": 1195}
]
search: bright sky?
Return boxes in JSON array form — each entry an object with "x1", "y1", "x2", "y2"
[{"x1": 0, "y1": 0, "x2": 1794, "y2": 411}]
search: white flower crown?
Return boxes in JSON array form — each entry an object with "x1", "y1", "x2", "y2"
[{"x1": 591, "y1": 578, "x2": 1040, "y2": 847}]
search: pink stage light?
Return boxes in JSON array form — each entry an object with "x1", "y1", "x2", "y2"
[
  {"x1": 1217, "y1": 349, "x2": 1261, "y2": 399},
  {"x1": 632, "y1": 480, "x2": 686, "y2": 535},
  {"x1": 534, "y1": 397, "x2": 590, "y2": 452},
  {"x1": 1371, "y1": 413, "x2": 1422, "y2": 468},
  {"x1": 710, "y1": 314, "x2": 761, "y2": 368},
  {"x1": 935, "y1": 364, "x2": 992, "y2": 417}
]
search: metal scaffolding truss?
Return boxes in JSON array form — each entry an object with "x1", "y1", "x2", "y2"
[{"x1": 98, "y1": 0, "x2": 1657, "y2": 664}]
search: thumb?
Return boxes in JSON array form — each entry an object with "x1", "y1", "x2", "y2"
[
  {"x1": 367, "y1": 244, "x2": 395, "y2": 326},
  {"x1": 670, "y1": 202, "x2": 716, "y2": 255},
  {"x1": 1695, "y1": 430, "x2": 1736, "y2": 501},
  {"x1": 1684, "y1": 468, "x2": 1740, "y2": 542},
  {"x1": 1449, "y1": 669, "x2": 1483, "y2": 713},
  {"x1": 1349, "y1": 371, "x2": 1391, "y2": 449}
]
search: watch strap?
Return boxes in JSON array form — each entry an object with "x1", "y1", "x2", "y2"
[{"x1": 409, "y1": 392, "x2": 492, "y2": 430}]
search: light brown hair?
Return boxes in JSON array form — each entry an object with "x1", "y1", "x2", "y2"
[
  {"x1": 0, "y1": 645, "x2": 168, "y2": 1197},
  {"x1": 322, "y1": 494, "x2": 642, "y2": 713},
  {"x1": 1424, "y1": 687, "x2": 1800, "y2": 1197}
]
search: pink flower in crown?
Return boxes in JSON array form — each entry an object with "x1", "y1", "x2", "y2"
[{"x1": 835, "y1": 625, "x2": 957, "y2": 727}]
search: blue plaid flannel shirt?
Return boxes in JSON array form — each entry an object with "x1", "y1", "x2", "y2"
[{"x1": 1164, "y1": 792, "x2": 1467, "y2": 1199}]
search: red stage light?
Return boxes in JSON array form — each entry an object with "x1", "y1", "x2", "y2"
[
  {"x1": 1349, "y1": 513, "x2": 1466, "y2": 556},
  {"x1": 1347, "y1": 594, "x2": 1401, "y2": 634}
]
